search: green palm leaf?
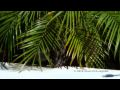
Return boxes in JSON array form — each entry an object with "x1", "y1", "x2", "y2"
[
  {"x1": 14, "y1": 18, "x2": 60, "y2": 66},
  {"x1": 0, "y1": 11, "x2": 42, "y2": 62},
  {"x1": 96, "y1": 11, "x2": 120, "y2": 58}
]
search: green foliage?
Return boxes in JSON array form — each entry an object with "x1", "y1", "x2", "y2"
[{"x1": 0, "y1": 11, "x2": 120, "y2": 69}]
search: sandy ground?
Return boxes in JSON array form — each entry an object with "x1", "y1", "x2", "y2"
[{"x1": 0, "y1": 62, "x2": 120, "y2": 79}]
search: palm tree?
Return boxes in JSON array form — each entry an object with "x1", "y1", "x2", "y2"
[{"x1": 0, "y1": 11, "x2": 120, "y2": 69}]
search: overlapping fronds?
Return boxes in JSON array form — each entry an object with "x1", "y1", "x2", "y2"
[
  {"x1": 96, "y1": 11, "x2": 120, "y2": 59},
  {"x1": 0, "y1": 11, "x2": 119, "y2": 69},
  {"x1": 14, "y1": 17, "x2": 60, "y2": 67},
  {"x1": 0, "y1": 11, "x2": 41, "y2": 62}
]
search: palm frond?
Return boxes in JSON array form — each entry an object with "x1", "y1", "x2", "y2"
[
  {"x1": 14, "y1": 18, "x2": 60, "y2": 66},
  {"x1": 96, "y1": 11, "x2": 120, "y2": 58},
  {"x1": 0, "y1": 11, "x2": 42, "y2": 62},
  {"x1": 64, "y1": 11, "x2": 107, "y2": 68}
]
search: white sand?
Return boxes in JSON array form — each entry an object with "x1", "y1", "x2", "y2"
[{"x1": 0, "y1": 62, "x2": 120, "y2": 79}]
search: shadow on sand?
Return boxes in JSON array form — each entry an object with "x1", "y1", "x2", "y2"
[{"x1": 102, "y1": 74, "x2": 120, "y2": 77}]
